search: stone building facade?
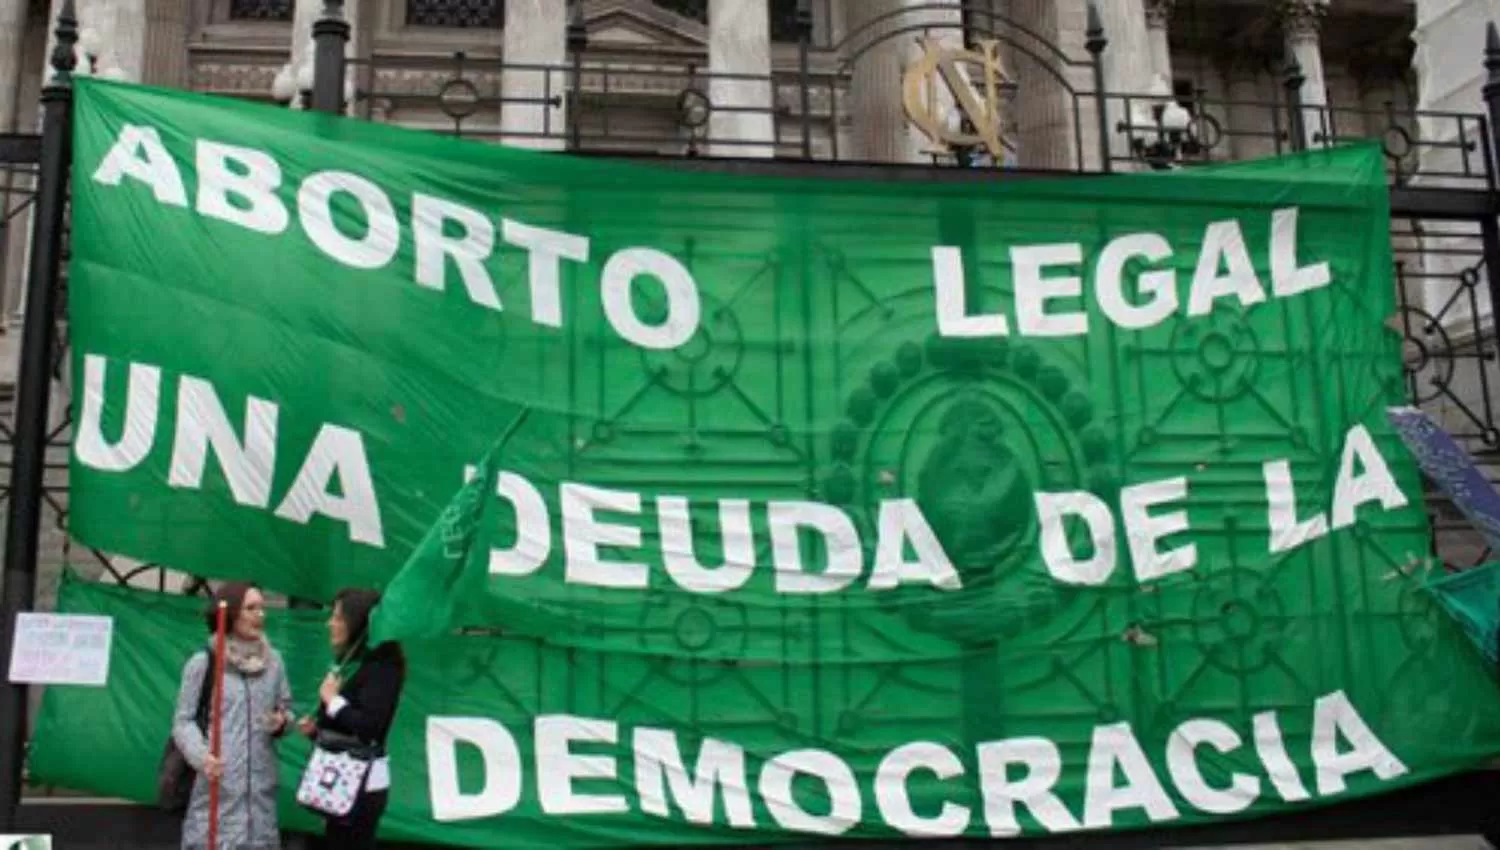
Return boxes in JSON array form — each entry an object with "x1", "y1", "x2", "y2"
[
  {"x1": 0, "y1": 0, "x2": 1443, "y2": 325},
  {"x1": 0, "y1": 0, "x2": 1436, "y2": 334}
]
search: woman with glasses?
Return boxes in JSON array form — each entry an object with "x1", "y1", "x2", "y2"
[{"x1": 173, "y1": 582, "x2": 293, "y2": 850}]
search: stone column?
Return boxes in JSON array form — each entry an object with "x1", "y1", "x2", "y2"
[
  {"x1": 288, "y1": 0, "x2": 319, "y2": 99},
  {"x1": 142, "y1": 0, "x2": 191, "y2": 87},
  {"x1": 1007, "y1": 0, "x2": 1074, "y2": 169},
  {"x1": 1092, "y1": 0, "x2": 1153, "y2": 165},
  {"x1": 1410, "y1": 0, "x2": 1490, "y2": 327},
  {"x1": 828, "y1": 0, "x2": 855, "y2": 160},
  {"x1": 103, "y1": 0, "x2": 147, "y2": 80},
  {"x1": 0, "y1": 0, "x2": 32, "y2": 346},
  {"x1": 1223, "y1": 51, "x2": 1276, "y2": 161},
  {"x1": 1193, "y1": 60, "x2": 1230, "y2": 161},
  {"x1": 1144, "y1": 0, "x2": 1174, "y2": 83},
  {"x1": 0, "y1": 0, "x2": 28, "y2": 132},
  {"x1": 709, "y1": 0, "x2": 775, "y2": 157},
  {"x1": 1095, "y1": 0, "x2": 1153, "y2": 93},
  {"x1": 347, "y1": 0, "x2": 362, "y2": 66},
  {"x1": 843, "y1": 0, "x2": 962, "y2": 163},
  {"x1": 1279, "y1": 0, "x2": 1329, "y2": 147},
  {"x1": 812, "y1": 0, "x2": 834, "y2": 47},
  {"x1": 501, "y1": 0, "x2": 567, "y2": 149}
]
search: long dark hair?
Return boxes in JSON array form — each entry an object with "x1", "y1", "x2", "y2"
[
  {"x1": 203, "y1": 582, "x2": 258, "y2": 635},
  {"x1": 333, "y1": 587, "x2": 405, "y2": 672}
]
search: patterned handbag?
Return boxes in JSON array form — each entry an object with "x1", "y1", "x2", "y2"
[{"x1": 296, "y1": 731, "x2": 376, "y2": 818}]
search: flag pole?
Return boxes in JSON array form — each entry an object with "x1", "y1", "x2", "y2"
[{"x1": 207, "y1": 600, "x2": 227, "y2": 850}]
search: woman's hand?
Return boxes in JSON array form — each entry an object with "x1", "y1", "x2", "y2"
[
  {"x1": 297, "y1": 715, "x2": 317, "y2": 739},
  {"x1": 202, "y1": 754, "x2": 223, "y2": 781},
  {"x1": 318, "y1": 672, "x2": 341, "y2": 707}
]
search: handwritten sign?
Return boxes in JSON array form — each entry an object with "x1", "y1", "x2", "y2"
[{"x1": 7, "y1": 614, "x2": 112, "y2": 686}]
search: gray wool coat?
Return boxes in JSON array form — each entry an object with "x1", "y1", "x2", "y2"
[{"x1": 173, "y1": 642, "x2": 293, "y2": 850}]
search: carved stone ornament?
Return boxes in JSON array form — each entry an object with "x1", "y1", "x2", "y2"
[
  {"x1": 1145, "y1": 0, "x2": 1176, "y2": 30},
  {"x1": 228, "y1": 0, "x2": 292, "y2": 21},
  {"x1": 189, "y1": 61, "x2": 282, "y2": 93},
  {"x1": 1278, "y1": 0, "x2": 1329, "y2": 41}
]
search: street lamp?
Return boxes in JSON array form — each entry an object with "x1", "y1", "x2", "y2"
[
  {"x1": 1125, "y1": 74, "x2": 1199, "y2": 170},
  {"x1": 271, "y1": 57, "x2": 313, "y2": 109},
  {"x1": 271, "y1": 63, "x2": 297, "y2": 105},
  {"x1": 74, "y1": 26, "x2": 99, "y2": 74},
  {"x1": 73, "y1": 26, "x2": 128, "y2": 81},
  {"x1": 272, "y1": 57, "x2": 355, "y2": 113},
  {"x1": 271, "y1": 39, "x2": 317, "y2": 110},
  {"x1": 295, "y1": 58, "x2": 314, "y2": 109}
]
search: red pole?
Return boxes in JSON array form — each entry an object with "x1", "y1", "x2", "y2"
[{"x1": 207, "y1": 600, "x2": 227, "y2": 850}]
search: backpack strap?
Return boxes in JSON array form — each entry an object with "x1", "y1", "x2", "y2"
[{"x1": 192, "y1": 652, "x2": 217, "y2": 733}]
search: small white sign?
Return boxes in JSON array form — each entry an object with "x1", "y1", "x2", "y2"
[
  {"x1": 0, "y1": 836, "x2": 51, "y2": 850},
  {"x1": 7, "y1": 613, "x2": 113, "y2": 687}
]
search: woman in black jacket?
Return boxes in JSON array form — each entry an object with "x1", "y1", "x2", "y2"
[{"x1": 298, "y1": 587, "x2": 405, "y2": 850}]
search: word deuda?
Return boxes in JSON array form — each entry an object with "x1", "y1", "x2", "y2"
[
  {"x1": 92, "y1": 123, "x2": 1335, "y2": 349},
  {"x1": 425, "y1": 690, "x2": 1404, "y2": 837},
  {"x1": 77, "y1": 353, "x2": 1412, "y2": 593}
]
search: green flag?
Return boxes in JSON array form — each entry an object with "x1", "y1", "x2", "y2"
[
  {"x1": 42, "y1": 79, "x2": 1500, "y2": 846},
  {"x1": 1426, "y1": 561, "x2": 1500, "y2": 666},
  {"x1": 367, "y1": 442, "x2": 498, "y2": 645}
]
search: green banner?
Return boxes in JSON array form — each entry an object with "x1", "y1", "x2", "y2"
[{"x1": 42, "y1": 77, "x2": 1500, "y2": 844}]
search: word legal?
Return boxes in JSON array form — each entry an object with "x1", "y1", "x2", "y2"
[{"x1": 933, "y1": 208, "x2": 1332, "y2": 337}]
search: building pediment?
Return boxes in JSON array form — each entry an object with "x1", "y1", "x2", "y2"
[{"x1": 584, "y1": 0, "x2": 706, "y2": 50}]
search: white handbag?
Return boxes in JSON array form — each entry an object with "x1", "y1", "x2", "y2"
[{"x1": 296, "y1": 735, "x2": 373, "y2": 818}]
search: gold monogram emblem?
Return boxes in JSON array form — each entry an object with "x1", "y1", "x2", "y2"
[{"x1": 902, "y1": 36, "x2": 1015, "y2": 162}]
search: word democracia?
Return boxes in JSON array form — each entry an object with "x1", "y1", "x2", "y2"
[
  {"x1": 90, "y1": 123, "x2": 1337, "y2": 350},
  {"x1": 424, "y1": 691, "x2": 1405, "y2": 837},
  {"x1": 77, "y1": 352, "x2": 1411, "y2": 593}
]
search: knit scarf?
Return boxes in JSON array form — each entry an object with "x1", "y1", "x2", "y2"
[{"x1": 217, "y1": 635, "x2": 269, "y2": 676}]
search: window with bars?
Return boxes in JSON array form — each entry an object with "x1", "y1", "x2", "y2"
[
  {"x1": 652, "y1": 0, "x2": 807, "y2": 42},
  {"x1": 406, "y1": 0, "x2": 503, "y2": 28},
  {"x1": 652, "y1": 0, "x2": 706, "y2": 22},
  {"x1": 770, "y1": 0, "x2": 801, "y2": 42},
  {"x1": 228, "y1": 0, "x2": 292, "y2": 21}
]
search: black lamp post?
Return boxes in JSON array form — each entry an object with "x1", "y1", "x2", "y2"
[
  {"x1": 567, "y1": 0, "x2": 588, "y2": 150},
  {"x1": 311, "y1": 0, "x2": 350, "y2": 115},
  {"x1": 0, "y1": 0, "x2": 76, "y2": 829}
]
